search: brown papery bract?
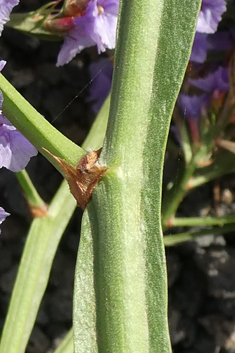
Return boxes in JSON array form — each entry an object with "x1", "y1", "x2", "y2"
[{"x1": 44, "y1": 148, "x2": 108, "y2": 209}]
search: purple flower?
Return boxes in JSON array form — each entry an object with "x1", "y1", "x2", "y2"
[
  {"x1": 177, "y1": 94, "x2": 206, "y2": 121},
  {"x1": 0, "y1": 60, "x2": 37, "y2": 172},
  {"x1": 177, "y1": 94, "x2": 207, "y2": 144},
  {"x1": 87, "y1": 58, "x2": 113, "y2": 113},
  {"x1": 0, "y1": 207, "x2": 9, "y2": 233},
  {"x1": 190, "y1": 33, "x2": 208, "y2": 63},
  {"x1": 191, "y1": 31, "x2": 234, "y2": 64},
  {"x1": 0, "y1": 115, "x2": 38, "y2": 172},
  {"x1": 189, "y1": 66, "x2": 229, "y2": 93},
  {"x1": 57, "y1": 0, "x2": 119, "y2": 66},
  {"x1": 197, "y1": 0, "x2": 226, "y2": 34},
  {"x1": 0, "y1": 0, "x2": 19, "y2": 34},
  {"x1": 0, "y1": 60, "x2": 6, "y2": 71},
  {"x1": 207, "y1": 31, "x2": 233, "y2": 52},
  {"x1": 190, "y1": 0, "x2": 227, "y2": 63},
  {"x1": 92, "y1": 0, "x2": 118, "y2": 50}
]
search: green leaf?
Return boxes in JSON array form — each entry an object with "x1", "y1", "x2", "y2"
[{"x1": 74, "y1": 0, "x2": 201, "y2": 352}]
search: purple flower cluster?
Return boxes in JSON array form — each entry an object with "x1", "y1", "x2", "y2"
[
  {"x1": 197, "y1": 0, "x2": 226, "y2": 34},
  {"x1": 0, "y1": 0, "x2": 19, "y2": 33},
  {"x1": 0, "y1": 111, "x2": 37, "y2": 172},
  {"x1": 0, "y1": 1, "x2": 38, "y2": 230},
  {"x1": 177, "y1": 94, "x2": 206, "y2": 123},
  {"x1": 189, "y1": 66, "x2": 229, "y2": 93},
  {"x1": 87, "y1": 0, "x2": 228, "y2": 113},
  {"x1": 87, "y1": 57, "x2": 113, "y2": 113},
  {"x1": 191, "y1": 0, "x2": 227, "y2": 63},
  {"x1": 0, "y1": 63, "x2": 37, "y2": 171},
  {"x1": 177, "y1": 65, "x2": 229, "y2": 144},
  {"x1": 0, "y1": 74, "x2": 38, "y2": 226},
  {"x1": 0, "y1": 207, "x2": 9, "y2": 233},
  {"x1": 175, "y1": 0, "x2": 232, "y2": 144},
  {"x1": 57, "y1": 0, "x2": 119, "y2": 66}
]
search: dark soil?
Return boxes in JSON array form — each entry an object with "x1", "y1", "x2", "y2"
[{"x1": 1, "y1": 1, "x2": 235, "y2": 353}]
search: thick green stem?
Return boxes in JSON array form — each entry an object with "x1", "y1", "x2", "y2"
[{"x1": 73, "y1": 1, "x2": 201, "y2": 352}]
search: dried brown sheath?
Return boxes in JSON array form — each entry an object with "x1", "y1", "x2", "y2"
[{"x1": 44, "y1": 148, "x2": 108, "y2": 209}]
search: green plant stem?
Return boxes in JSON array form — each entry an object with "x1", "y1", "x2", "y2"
[
  {"x1": 15, "y1": 170, "x2": 46, "y2": 209},
  {"x1": 45, "y1": 217, "x2": 235, "y2": 353},
  {"x1": 0, "y1": 73, "x2": 85, "y2": 173},
  {"x1": 162, "y1": 147, "x2": 206, "y2": 225},
  {"x1": 0, "y1": 95, "x2": 110, "y2": 353},
  {"x1": 164, "y1": 223, "x2": 235, "y2": 246},
  {"x1": 73, "y1": 0, "x2": 201, "y2": 352},
  {"x1": 188, "y1": 150, "x2": 235, "y2": 189},
  {"x1": 168, "y1": 216, "x2": 235, "y2": 228},
  {"x1": 7, "y1": 9, "x2": 63, "y2": 41},
  {"x1": 53, "y1": 329, "x2": 74, "y2": 353},
  {"x1": 162, "y1": 158, "x2": 197, "y2": 224},
  {"x1": 83, "y1": 95, "x2": 110, "y2": 149},
  {"x1": 175, "y1": 116, "x2": 192, "y2": 164},
  {"x1": 0, "y1": 181, "x2": 77, "y2": 353}
]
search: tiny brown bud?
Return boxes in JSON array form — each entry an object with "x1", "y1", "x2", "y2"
[
  {"x1": 63, "y1": 0, "x2": 89, "y2": 17},
  {"x1": 44, "y1": 16, "x2": 75, "y2": 34}
]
